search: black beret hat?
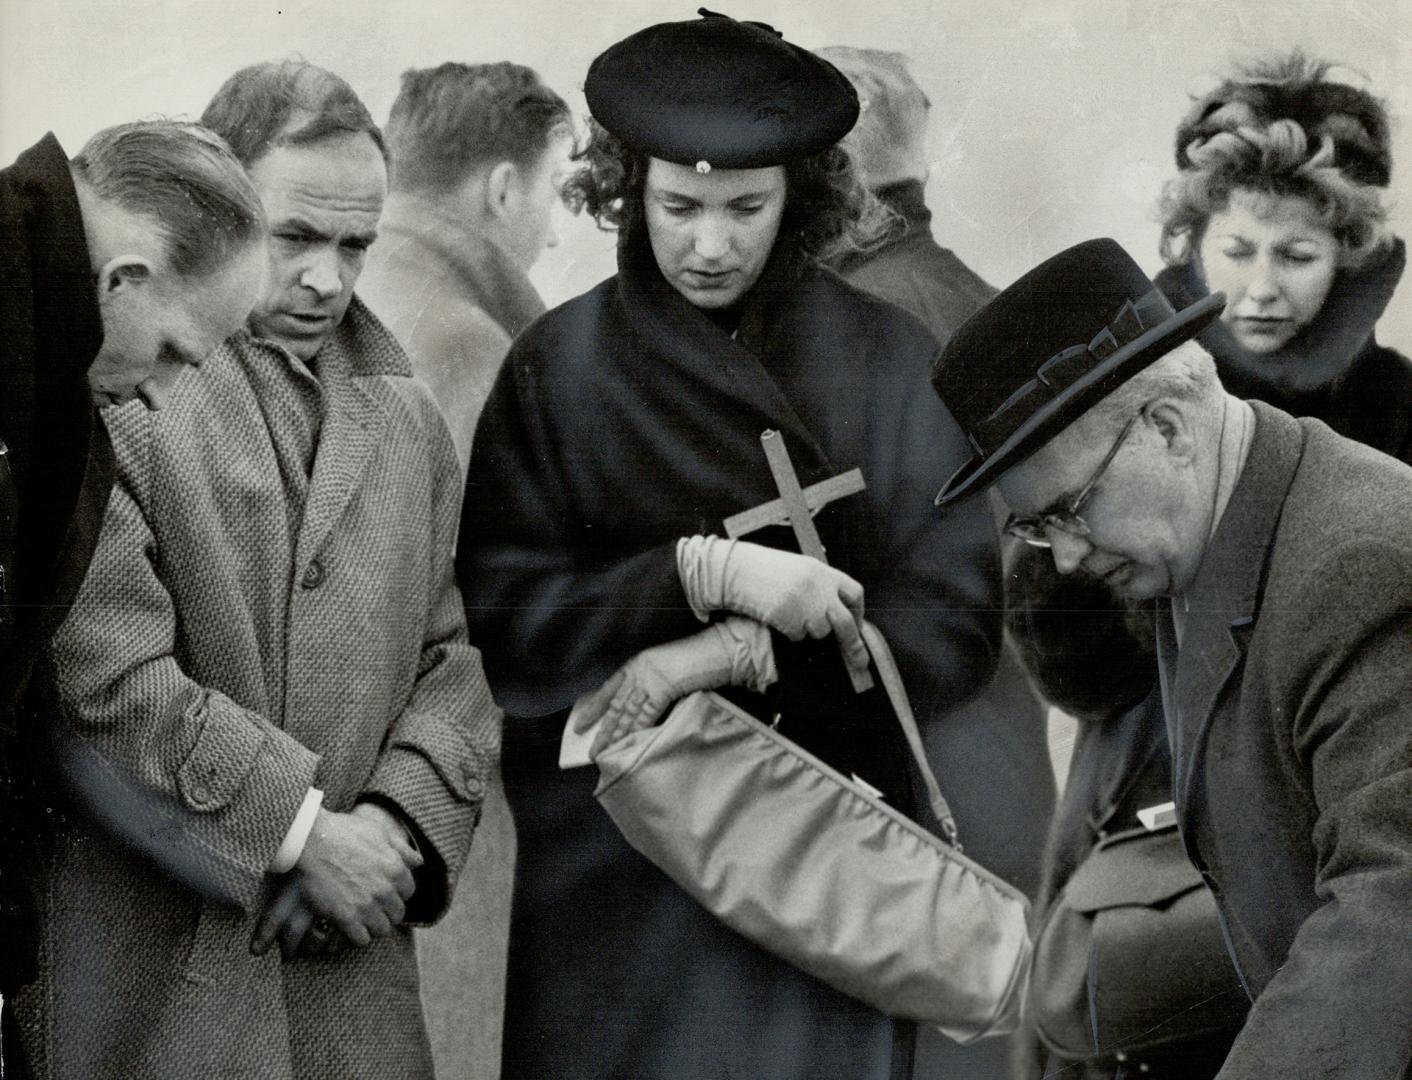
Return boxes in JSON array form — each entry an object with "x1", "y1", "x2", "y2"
[
  {"x1": 584, "y1": 8, "x2": 859, "y2": 169},
  {"x1": 931, "y1": 239, "x2": 1224, "y2": 506},
  {"x1": 1174, "y1": 54, "x2": 1391, "y2": 187}
]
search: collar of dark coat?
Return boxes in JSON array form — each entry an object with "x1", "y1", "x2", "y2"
[
  {"x1": 828, "y1": 178, "x2": 927, "y2": 276},
  {"x1": 0, "y1": 132, "x2": 109, "y2": 653},
  {"x1": 612, "y1": 227, "x2": 833, "y2": 471},
  {"x1": 374, "y1": 198, "x2": 547, "y2": 338},
  {"x1": 1166, "y1": 401, "x2": 1304, "y2": 803},
  {"x1": 1154, "y1": 237, "x2": 1406, "y2": 401},
  {"x1": 875, "y1": 178, "x2": 931, "y2": 231},
  {"x1": 3, "y1": 133, "x2": 103, "y2": 403}
]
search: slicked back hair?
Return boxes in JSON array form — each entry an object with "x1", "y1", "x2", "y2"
[
  {"x1": 385, "y1": 62, "x2": 571, "y2": 195},
  {"x1": 70, "y1": 119, "x2": 265, "y2": 279},
  {"x1": 201, "y1": 58, "x2": 387, "y2": 169}
]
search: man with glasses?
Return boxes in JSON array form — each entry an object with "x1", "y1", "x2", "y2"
[
  {"x1": 999, "y1": 412, "x2": 1139, "y2": 548},
  {"x1": 932, "y1": 238, "x2": 1412, "y2": 1078}
]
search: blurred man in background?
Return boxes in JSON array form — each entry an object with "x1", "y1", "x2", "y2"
[
  {"x1": 818, "y1": 46, "x2": 998, "y2": 349},
  {"x1": 360, "y1": 61, "x2": 574, "y2": 473},
  {"x1": 1, "y1": 119, "x2": 265, "y2": 1078},
  {"x1": 359, "y1": 62, "x2": 573, "y2": 1079}
]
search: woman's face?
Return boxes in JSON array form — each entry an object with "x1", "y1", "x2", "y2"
[
  {"x1": 643, "y1": 158, "x2": 787, "y2": 309},
  {"x1": 1198, "y1": 189, "x2": 1341, "y2": 354}
]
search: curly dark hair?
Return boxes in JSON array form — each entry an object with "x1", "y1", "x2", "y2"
[{"x1": 562, "y1": 118, "x2": 895, "y2": 265}]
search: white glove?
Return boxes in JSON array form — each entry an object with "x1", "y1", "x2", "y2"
[
  {"x1": 677, "y1": 535, "x2": 869, "y2": 680},
  {"x1": 569, "y1": 616, "x2": 777, "y2": 760}
]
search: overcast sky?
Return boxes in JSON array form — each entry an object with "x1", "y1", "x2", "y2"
[{"x1": 4, "y1": 0, "x2": 1409, "y2": 343}]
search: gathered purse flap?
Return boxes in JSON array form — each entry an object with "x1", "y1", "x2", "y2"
[{"x1": 1063, "y1": 824, "x2": 1204, "y2": 913}]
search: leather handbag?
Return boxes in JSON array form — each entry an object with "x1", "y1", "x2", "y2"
[
  {"x1": 1029, "y1": 821, "x2": 1249, "y2": 1060},
  {"x1": 592, "y1": 621, "x2": 1032, "y2": 1044}
]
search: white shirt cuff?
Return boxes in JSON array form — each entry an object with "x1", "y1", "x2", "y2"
[{"x1": 269, "y1": 787, "x2": 324, "y2": 874}]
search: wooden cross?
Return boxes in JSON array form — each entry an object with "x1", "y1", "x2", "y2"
[{"x1": 723, "y1": 429, "x2": 874, "y2": 693}]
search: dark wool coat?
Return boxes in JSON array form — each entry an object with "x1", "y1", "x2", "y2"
[
  {"x1": 456, "y1": 233, "x2": 1003, "y2": 1079},
  {"x1": 831, "y1": 186, "x2": 1055, "y2": 880},
  {"x1": 13, "y1": 301, "x2": 500, "y2": 1080},
  {"x1": 1157, "y1": 403, "x2": 1412, "y2": 1078},
  {"x1": 0, "y1": 133, "x2": 113, "y2": 999}
]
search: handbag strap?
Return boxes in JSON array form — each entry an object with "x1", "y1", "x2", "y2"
[{"x1": 861, "y1": 620, "x2": 961, "y2": 848}]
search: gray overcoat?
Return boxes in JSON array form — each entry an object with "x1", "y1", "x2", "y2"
[
  {"x1": 1158, "y1": 402, "x2": 1412, "y2": 1077},
  {"x1": 13, "y1": 299, "x2": 499, "y2": 1080}
]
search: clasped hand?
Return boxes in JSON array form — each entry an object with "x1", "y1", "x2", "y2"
[
  {"x1": 721, "y1": 542, "x2": 869, "y2": 680},
  {"x1": 250, "y1": 802, "x2": 421, "y2": 959}
]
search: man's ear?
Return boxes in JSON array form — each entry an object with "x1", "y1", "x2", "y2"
[
  {"x1": 486, "y1": 160, "x2": 520, "y2": 218},
  {"x1": 1147, "y1": 400, "x2": 1198, "y2": 464},
  {"x1": 96, "y1": 255, "x2": 153, "y2": 299}
]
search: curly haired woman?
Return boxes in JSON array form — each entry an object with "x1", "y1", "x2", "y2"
[
  {"x1": 1157, "y1": 51, "x2": 1409, "y2": 455},
  {"x1": 454, "y1": 12, "x2": 1018, "y2": 1080}
]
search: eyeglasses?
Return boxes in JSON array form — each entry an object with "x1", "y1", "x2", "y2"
[{"x1": 1003, "y1": 413, "x2": 1139, "y2": 548}]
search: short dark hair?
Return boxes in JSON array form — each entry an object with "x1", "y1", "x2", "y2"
[
  {"x1": 200, "y1": 58, "x2": 386, "y2": 169},
  {"x1": 385, "y1": 62, "x2": 571, "y2": 194},
  {"x1": 70, "y1": 120, "x2": 265, "y2": 279},
  {"x1": 562, "y1": 118, "x2": 893, "y2": 265}
]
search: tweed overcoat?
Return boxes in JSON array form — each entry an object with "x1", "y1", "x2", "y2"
[
  {"x1": 1158, "y1": 403, "x2": 1412, "y2": 1078},
  {"x1": 13, "y1": 299, "x2": 500, "y2": 1080}
]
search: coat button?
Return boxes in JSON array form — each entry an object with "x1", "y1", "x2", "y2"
[
  {"x1": 301, "y1": 558, "x2": 326, "y2": 590},
  {"x1": 461, "y1": 764, "x2": 485, "y2": 800}
]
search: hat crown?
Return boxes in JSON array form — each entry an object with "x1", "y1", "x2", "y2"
[
  {"x1": 585, "y1": 10, "x2": 858, "y2": 169},
  {"x1": 930, "y1": 239, "x2": 1225, "y2": 505},
  {"x1": 939, "y1": 240, "x2": 1158, "y2": 427}
]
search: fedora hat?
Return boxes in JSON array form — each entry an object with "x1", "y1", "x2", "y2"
[{"x1": 931, "y1": 238, "x2": 1224, "y2": 506}]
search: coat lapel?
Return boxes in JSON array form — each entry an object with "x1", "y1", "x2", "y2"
[
  {"x1": 294, "y1": 298, "x2": 409, "y2": 569},
  {"x1": 1172, "y1": 403, "x2": 1305, "y2": 818}
]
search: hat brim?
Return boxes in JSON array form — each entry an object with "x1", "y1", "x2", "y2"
[{"x1": 935, "y1": 290, "x2": 1227, "y2": 506}]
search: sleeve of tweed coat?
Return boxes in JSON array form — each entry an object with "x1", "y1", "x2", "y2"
[
  {"x1": 47, "y1": 482, "x2": 320, "y2": 914},
  {"x1": 360, "y1": 380, "x2": 501, "y2": 924},
  {"x1": 1214, "y1": 537, "x2": 1412, "y2": 1079}
]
